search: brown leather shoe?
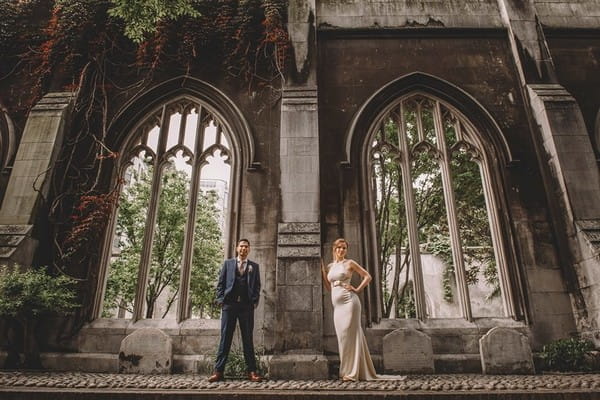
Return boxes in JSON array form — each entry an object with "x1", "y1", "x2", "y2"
[
  {"x1": 207, "y1": 371, "x2": 223, "y2": 382},
  {"x1": 247, "y1": 371, "x2": 262, "y2": 382}
]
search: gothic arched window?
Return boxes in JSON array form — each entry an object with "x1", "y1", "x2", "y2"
[
  {"x1": 0, "y1": 110, "x2": 16, "y2": 204},
  {"x1": 367, "y1": 92, "x2": 516, "y2": 321},
  {"x1": 100, "y1": 97, "x2": 236, "y2": 322}
]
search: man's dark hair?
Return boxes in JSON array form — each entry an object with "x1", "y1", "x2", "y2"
[{"x1": 238, "y1": 238, "x2": 250, "y2": 246}]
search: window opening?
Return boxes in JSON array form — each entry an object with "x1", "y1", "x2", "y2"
[
  {"x1": 370, "y1": 94, "x2": 506, "y2": 320},
  {"x1": 102, "y1": 100, "x2": 232, "y2": 321}
]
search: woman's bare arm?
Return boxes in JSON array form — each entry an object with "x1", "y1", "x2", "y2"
[
  {"x1": 347, "y1": 259, "x2": 372, "y2": 293},
  {"x1": 321, "y1": 258, "x2": 332, "y2": 292}
]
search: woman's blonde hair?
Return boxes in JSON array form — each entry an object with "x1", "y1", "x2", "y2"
[{"x1": 331, "y1": 238, "x2": 349, "y2": 261}]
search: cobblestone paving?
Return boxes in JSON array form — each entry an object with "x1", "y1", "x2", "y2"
[{"x1": 0, "y1": 372, "x2": 599, "y2": 392}]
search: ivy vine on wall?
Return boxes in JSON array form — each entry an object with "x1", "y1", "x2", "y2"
[{"x1": 0, "y1": 0, "x2": 290, "y2": 320}]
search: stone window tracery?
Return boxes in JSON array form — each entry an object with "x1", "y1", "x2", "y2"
[
  {"x1": 99, "y1": 98, "x2": 234, "y2": 322},
  {"x1": 367, "y1": 92, "x2": 516, "y2": 321}
]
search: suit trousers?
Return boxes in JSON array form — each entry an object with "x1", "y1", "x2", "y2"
[{"x1": 214, "y1": 302, "x2": 257, "y2": 373}]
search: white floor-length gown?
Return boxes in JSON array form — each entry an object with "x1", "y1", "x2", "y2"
[{"x1": 328, "y1": 260, "x2": 378, "y2": 381}]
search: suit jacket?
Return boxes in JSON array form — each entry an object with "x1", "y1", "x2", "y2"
[{"x1": 216, "y1": 258, "x2": 261, "y2": 306}]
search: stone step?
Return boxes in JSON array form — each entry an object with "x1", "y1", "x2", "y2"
[
  {"x1": 1, "y1": 352, "x2": 214, "y2": 374},
  {"x1": 576, "y1": 219, "x2": 600, "y2": 253},
  {"x1": 77, "y1": 320, "x2": 221, "y2": 354},
  {"x1": 2, "y1": 351, "x2": 482, "y2": 375},
  {"x1": 434, "y1": 354, "x2": 482, "y2": 373},
  {"x1": 326, "y1": 353, "x2": 482, "y2": 375}
]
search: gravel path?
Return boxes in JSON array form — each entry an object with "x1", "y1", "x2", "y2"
[{"x1": 0, "y1": 371, "x2": 599, "y2": 392}]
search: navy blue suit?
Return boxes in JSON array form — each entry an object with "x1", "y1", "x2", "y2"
[{"x1": 214, "y1": 258, "x2": 261, "y2": 373}]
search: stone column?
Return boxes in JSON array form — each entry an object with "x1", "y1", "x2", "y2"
[
  {"x1": 0, "y1": 92, "x2": 74, "y2": 266},
  {"x1": 527, "y1": 84, "x2": 600, "y2": 343},
  {"x1": 498, "y1": 0, "x2": 600, "y2": 344},
  {"x1": 268, "y1": 0, "x2": 328, "y2": 379},
  {"x1": 270, "y1": 222, "x2": 327, "y2": 378}
]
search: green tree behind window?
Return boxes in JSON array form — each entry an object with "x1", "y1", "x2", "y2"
[{"x1": 103, "y1": 162, "x2": 223, "y2": 319}]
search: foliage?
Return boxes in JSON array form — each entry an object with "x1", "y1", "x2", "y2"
[
  {"x1": 62, "y1": 190, "x2": 120, "y2": 263},
  {"x1": 373, "y1": 97, "x2": 500, "y2": 318},
  {"x1": 0, "y1": 1, "x2": 25, "y2": 57},
  {"x1": 222, "y1": 333, "x2": 267, "y2": 378},
  {"x1": 108, "y1": 0, "x2": 200, "y2": 43},
  {"x1": 395, "y1": 280, "x2": 415, "y2": 318},
  {"x1": 102, "y1": 162, "x2": 223, "y2": 319},
  {"x1": 0, "y1": 0, "x2": 289, "y2": 115},
  {"x1": 426, "y1": 234, "x2": 454, "y2": 302},
  {"x1": 0, "y1": 265, "x2": 79, "y2": 320},
  {"x1": 0, "y1": 0, "x2": 288, "y2": 319},
  {"x1": 540, "y1": 337, "x2": 595, "y2": 372}
]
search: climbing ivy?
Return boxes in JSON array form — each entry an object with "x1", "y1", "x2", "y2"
[
  {"x1": 107, "y1": 0, "x2": 200, "y2": 43},
  {"x1": 0, "y1": 0, "x2": 290, "y2": 319}
]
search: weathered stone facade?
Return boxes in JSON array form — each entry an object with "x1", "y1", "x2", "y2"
[{"x1": 0, "y1": 0, "x2": 599, "y2": 377}]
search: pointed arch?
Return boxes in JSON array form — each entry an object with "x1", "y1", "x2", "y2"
[
  {"x1": 347, "y1": 73, "x2": 526, "y2": 324},
  {"x1": 344, "y1": 72, "x2": 515, "y2": 167},
  {"x1": 0, "y1": 106, "x2": 16, "y2": 171},
  {"x1": 108, "y1": 76, "x2": 258, "y2": 171},
  {"x1": 93, "y1": 77, "x2": 253, "y2": 321}
]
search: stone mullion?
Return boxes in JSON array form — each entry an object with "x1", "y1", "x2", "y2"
[
  {"x1": 416, "y1": 101, "x2": 425, "y2": 142},
  {"x1": 96, "y1": 150, "x2": 155, "y2": 318},
  {"x1": 397, "y1": 104, "x2": 427, "y2": 320},
  {"x1": 94, "y1": 187, "x2": 122, "y2": 319},
  {"x1": 177, "y1": 108, "x2": 189, "y2": 146},
  {"x1": 133, "y1": 106, "x2": 170, "y2": 321},
  {"x1": 433, "y1": 101, "x2": 472, "y2": 321},
  {"x1": 215, "y1": 123, "x2": 223, "y2": 146},
  {"x1": 478, "y1": 152, "x2": 516, "y2": 318},
  {"x1": 367, "y1": 140, "x2": 384, "y2": 321},
  {"x1": 176, "y1": 105, "x2": 206, "y2": 322}
]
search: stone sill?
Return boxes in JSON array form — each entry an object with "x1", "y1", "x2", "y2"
[
  {"x1": 81, "y1": 318, "x2": 221, "y2": 335},
  {"x1": 368, "y1": 317, "x2": 528, "y2": 333},
  {"x1": 77, "y1": 319, "x2": 222, "y2": 355}
]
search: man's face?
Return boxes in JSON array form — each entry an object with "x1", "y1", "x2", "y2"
[{"x1": 237, "y1": 241, "x2": 250, "y2": 259}]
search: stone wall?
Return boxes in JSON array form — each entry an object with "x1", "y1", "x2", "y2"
[
  {"x1": 1, "y1": 0, "x2": 599, "y2": 375},
  {"x1": 317, "y1": 0, "x2": 503, "y2": 29},
  {"x1": 535, "y1": 0, "x2": 600, "y2": 28},
  {"x1": 316, "y1": 9, "x2": 586, "y2": 349},
  {"x1": 547, "y1": 35, "x2": 600, "y2": 154}
]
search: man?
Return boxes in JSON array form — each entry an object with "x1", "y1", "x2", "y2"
[{"x1": 208, "y1": 239, "x2": 262, "y2": 382}]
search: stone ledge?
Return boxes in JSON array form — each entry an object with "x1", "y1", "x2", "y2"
[
  {"x1": 268, "y1": 354, "x2": 329, "y2": 380},
  {"x1": 277, "y1": 233, "x2": 320, "y2": 246},
  {"x1": 0, "y1": 224, "x2": 33, "y2": 257},
  {"x1": 527, "y1": 84, "x2": 575, "y2": 102},
  {"x1": 0, "y1": 247, "x2": 16, "y2": 258},
  {"x1": 0, "y1": 225, "x2": 32, "y2": 235},
  {"x1": 576, "y1": 219, "x2": 600, "y2": 254},
  {"x1": 276, "y1": 246, "x2": 320, "y2": 259},
  {"x1": 278, "y1": 223, "x2": 320, "y2": 234}
]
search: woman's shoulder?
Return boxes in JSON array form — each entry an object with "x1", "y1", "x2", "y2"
[{"x1": 346, "y1": 259, "x2": 363, "y2": 271}]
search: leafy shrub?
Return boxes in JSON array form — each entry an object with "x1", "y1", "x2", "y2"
[
  {"x1": 541, "y1": 337, "x2": 595, "y2": 372},
  {"x1": 221, "y1": 336, "x2": 266, "y2": 378},
  {"x1": 224, "y1": 346, "x2": 266, "y2": 378},
  {"x1": 0, "y1": 265, "x2": 79, "y2": 320}
]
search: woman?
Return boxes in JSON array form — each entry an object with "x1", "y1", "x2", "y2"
[{"x1": 322, "y1": 238, "x2": 378, "y2": 381}]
